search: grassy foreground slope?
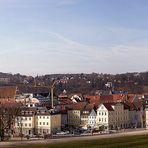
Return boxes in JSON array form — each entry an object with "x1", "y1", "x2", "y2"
[{"x1": 10, "y1": 135, "x2": 148, "y2": 148}]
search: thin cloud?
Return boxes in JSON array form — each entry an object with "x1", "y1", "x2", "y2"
[
  {"x1": 0, "y1": 27, "x2": 148, "y2": 75},
  {"x1": 56, "y1": 0, "x2": 83, "y2": 6},
  {"x1": 0, "y1": 0, "x2": 82, "y2": 9}
]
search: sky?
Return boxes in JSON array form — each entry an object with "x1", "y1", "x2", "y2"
[{"x1": 0, "y1": 0, "x2": 148, "y2": 76}]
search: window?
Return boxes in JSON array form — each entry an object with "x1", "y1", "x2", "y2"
[
  {"x1": 40, "y1": 116, "x2": 41, "y2": 119},
  {"x1": 43, "y1": 122, "x2": 45, "y2": 125},
  {"x1": 47, "y1": 116, "x2": 49, "y2": 119},
  {"x1": 40, "y1": 122, "x2": 41, "y2": 125},
  {"x1": 29, "y1": 118, "x2": 31, "y2": 120},
  {"x1": 29, "y1": 124, "x2": 31, "y2": 127},
  {"x1": 25, "y1": 117, "x2": 27, "y2": 120},
  {"x1": 43, "y1": 116, "x2": 45, "y2": 119},
  {"x1": 47, "y1": 122, "x2": 48, "y2": 125},
  {"x1": 25, "y1": 123, "x2": 27, "y2": 127}
]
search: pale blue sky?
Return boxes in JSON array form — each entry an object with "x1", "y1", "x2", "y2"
[{"x1": 0, "y1": 0, "x2": 148, "y2": 75}]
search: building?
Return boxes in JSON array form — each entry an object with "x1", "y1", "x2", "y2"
[
  {"x1": 88, "y1": 109, "x2": 97, "y2": 129},
  {"x1": 80, "y1": 103, "x2": 95, "y2": 129},
  {"x1": 14, "y1": 106, "x2": 61, "y2": 136},
  {"x1": 145, "y1": 107, "x2": 148, "y2": 128},
  {"x1": 142, "y1": 95, "x2": 148, "y2": 128},
  {"x1": 0, "y1": 86, "x2": 16, "y2": 104},
  {"x1": 96, "y1": 102, "x2": 129, "y2": 130},
  {"x1": 67, "y1": 102, "x2": 86, "y2": 127},
  {"x1": 15, "y1": 93, "x2": 40, "y2": 106},
  {"x1": 125, "y1": 102, "x2": 143, "y2": 128},
  {"x1": 0, "y1": 78, "x2": 10, "y2": 84},
  {"x1": 14, "y1": 107, "x2": 36, "y2": 136},
  {"x1": 61, "y1": 110, "x2": 68, "y2": 129},
  {"x1": 50, "y1": 111, "x2": 61, "y2": 133},
  {"x1": 35, "y1": 107, "x2": 51, "y2": 135}
]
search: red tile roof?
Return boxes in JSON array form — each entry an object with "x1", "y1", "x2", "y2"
[
  {"x1": 68, "y1": 102, "x2": 87, "y2": 110},
  {"x1": 100, "y1": 95, "x2": 113, "y2": 103},
  {"x1": 103, "y1": 103, "x2": 115, "y2": 111},
  {"x1": 84, "y1": 103, "x2": 95, "y2": 111},
  {"x1": 0, "y1": 86, "x2": 16, "y2": 104},
  {"x1": 112, "y1": 94, "x2": 126, "y2": 102},
  {"x1": 85, "y1": 95, "x2": 100, "y2": 101}
]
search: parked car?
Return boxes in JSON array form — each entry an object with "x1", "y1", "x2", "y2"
[
  {"x1": 83, "y1": 130, "x2": 91, "y2": 134},
  {"x1": 64, "y1": 131, "x2": 70, "y2": 134},
  {"x1": 56, "y1": 131, "x2": 67, "y2": 135}
]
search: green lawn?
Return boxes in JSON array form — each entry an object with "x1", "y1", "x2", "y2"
[{"x1": 9, "y1": 135, "x2": 148, "y2": 148}]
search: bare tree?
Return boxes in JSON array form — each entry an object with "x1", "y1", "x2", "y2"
[{"x1": 0, "y1": 103, "x2": 21, "y2": 141}]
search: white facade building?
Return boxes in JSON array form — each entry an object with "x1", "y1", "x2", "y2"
[
  {"x1": 96, "y1": 103, "x2": 129, "y2": 130},
  {"x1": 14, "y1": 107, "x2": 61, "y2": 136},
  {"x1": 35, "y1": 107, "x2": 51, "y2": 135},
  {"x1": 145, "y1": 108, "x2": 148, "y2": 128},
  {"x1": 15, "y1": 108, "x2": 36, "y2": 136},
  {"x1": 88, "y1": 109, "x2": 97, "y2": 129}
]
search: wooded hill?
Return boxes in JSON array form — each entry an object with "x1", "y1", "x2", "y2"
[{"x1": 0, "y1": 72, "x2": 148, "y2": 94}]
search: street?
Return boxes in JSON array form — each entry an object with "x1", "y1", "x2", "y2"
[{"x1": 0, "y1": 128, "x2": 148, "y2": 147}]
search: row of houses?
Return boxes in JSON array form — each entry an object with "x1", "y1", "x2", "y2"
[
  {"x1": 13, "y1": 101, "x2": 138, "y2": 137},
  {"x1": 14, "y1": 105, "x2": 61, "y2": 136},
  {"x1": 13, "y1": 101, "x2": 143, "y2": 137},
  {"x1": 64, "y1": 101, "x2": 144, "y2": 130},
  {"x1": 0, "y1": 86, "x2": 147, "y2": 137}
]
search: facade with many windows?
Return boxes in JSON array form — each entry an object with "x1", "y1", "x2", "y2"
[
  {"x1": 14, "y1": 107, "x2": 61, "y2": 136},
  {"x1": 15, "y1": 108, "x2": 36, "y2": 136},
  {"x1": 35, "y1": 107, "x2": 51, "y2": 135},
  {"x1": 68, "y1": 110, "x2": 81, "y2": 126},
  {"x1": 96, "y1": 103, "x2": 129, "y2": 130},
  {"x1": 81, "y1": 103, "x2": 95, "y2": 129},
  {"x1": 67, "y1": 102, "x2": 95, "y2": 128},
  {"x1": 67, "y1": 102, "x2": 87, "y2": 127},
  {"x1": 88, "y1": 109, "x2": 97, "y2": 128}
]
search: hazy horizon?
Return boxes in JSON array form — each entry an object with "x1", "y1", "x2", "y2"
[
  {"x1": 0, "y1": 0, "x2": 148, "y2": 75},
  {"x1": 1, "y1": 70, "x2": 148, "y2": 77}
]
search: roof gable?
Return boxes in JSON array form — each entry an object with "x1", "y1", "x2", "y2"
[
  {"x1": 98, "y1": 103, "x2": 114, "y2": 111},
  {"x1": 89, "y1": 109, "x2": 97, "y2": 116}
]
